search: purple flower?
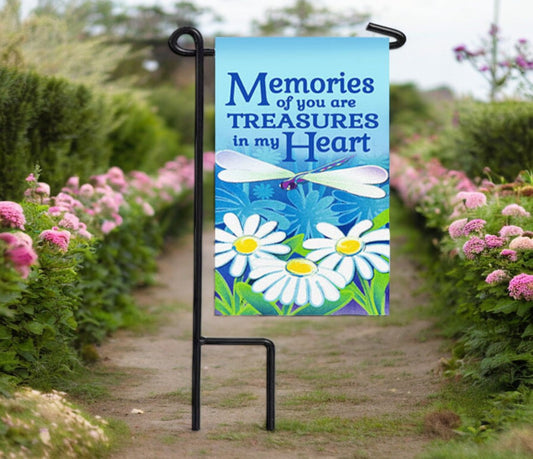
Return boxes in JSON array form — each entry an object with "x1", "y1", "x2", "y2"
[
  {"x1": 456, "y1": 191, "x2": 487, "y2": 209},
  {"x1": 448, "y1": 218, "x2": 468, "y2": 239},
  {"x1": 463, "y1": 236, "x2": 486, "y2": 259},
  {"x1": 39, "y1": 227, "x2": 71, "y2": 252},
  {"x1": 499, "y1": 225, "x2": 524, "y2": 238},
  {"x1": 463, "y1": 219, "x2": 486, "y2": 235},
  {"x1": 500, "y1": 249, "x2": 518, "y2": 262},
  {"x1": 484, "y1": 234, "x2": 505, "y2": 248},
  {"x1": 0, "y1": 231, "x2": 37, "y2": 278},
  {"x1": 0, "y1": 201, "x2": 26, "y2": 230},
  {"x1": 485, "y1": 269, "x2": 509, "y2": 284},
  {"x1": 508, "y1": 273, "x2": 533, "y2": 301},
  {"x1": 502, "y1": 204, "x2": 530, "y2": 217}
]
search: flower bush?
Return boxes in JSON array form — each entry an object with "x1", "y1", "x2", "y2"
[
  {"x1": 391, "y1": 149, "x2": 533, "y2": 389},
  {"x1": 453, "y1": 24, "x2": 533, "y2": 100},
  {"x1": 0, "y1": 153, "x2": 214, "y2": 389}
]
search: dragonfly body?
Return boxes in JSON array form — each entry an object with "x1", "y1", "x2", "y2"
[
  {"x1": 216, "y1": 150, "x2": 388, "y2": 198},
  {"x1": 279, "y1": 156, "x2": 354, "y2": 190}
]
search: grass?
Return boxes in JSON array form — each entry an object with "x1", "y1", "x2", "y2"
[{"x1": 281, "y1": 389, "x2": 368, "y2": 408}]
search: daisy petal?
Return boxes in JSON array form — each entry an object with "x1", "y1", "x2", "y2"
[
  {"x1": 243, "y1": 214, "x2": 260, "y2": 235},
  {"x1": 361, "y1": 252, "x2": 390, "y2": 273},
  {"x1": 336, "y1": 256, "x2": 355, "y2": 283},
  {"x1": 264, "y1": 277, "x2": 289, "y2": 302},
  {"x1": 354, "y1": 255, "x2": 374, "y2": 280},
  {"x1": 365, "y1": 243, "x2": 390, "y2": 257},
  {"x1": 281, "y1": 277, "x2": 298, "y2": 305},
  {"x1": 316, "y1": 276, "x2": 340, "y2": 302},
  {"x1": 260, "y1": 244, "x2": 291, "y2": 254},
  {"x1": 347, "y1": 220, "x2": 373, "y2": 238},
  {"x1": 215, "y1": 250, "x2": 236, "y2": 268},
  {"x1": 296, "y1": 279, "x2": 309, "y2": 306},
  {"x1": 230, "y1": 254, "x2": 248, "y2": 277},
  {"x1": 308, "y1": 278, "x2": 325, "y2": 307},
  {"x1": 361, "y1": 228, "x2": 390, "y2": 243},
  {"x1": 223, "y1": 213, "x2": 243, "y2": 237},
  {"x1": 316, "y1": 222, "x2": 345, "y2": 240},
  {"x1": 303, "y1": 238, "x2": 336, "y2": 250},
  {"x1": 255, "y1": 220, "x2": 277, "y2": 238},
  {"x1": 215, "y1": 228, "x2": 236, "y2": 243},
  {"x1": 306, "y1": 247, "x2": 335, "y2": 262},
  {"x1": 214, "y1": 242, "x2": 233, "y2": 254},
  {"x1": 317, "y1": 252, "x2": 342, "y2": 269},
  {"x1": 252, "y1": 270, "x2": 285, "y2": 292},
  {"x1": 260, "y1": 231, "x2": 287, "y2": 245}
]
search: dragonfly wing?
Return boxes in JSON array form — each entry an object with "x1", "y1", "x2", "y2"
[
  {"x1": 303, "y1": 166, "x2": 389, "y2": 198},
  {"x1": 216, "y1": 150, "x2": 294, "y2": 183}
]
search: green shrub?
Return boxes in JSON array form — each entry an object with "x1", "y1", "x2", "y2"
[
  {"x1": 444, "y1": 101, "x2": 533, "y2": 181},
  {"x1": 0, "y1": 202, "x2": 92, "y2": 389},
  {"x1": 107, "y1": 93, "x2": 182, "y2": 174},
  {"x1": 0, "y1": 66, "x2": 111, "y2": 200},
  {"x1": 389, "y1": 83, "x2": 442, "y2": 148}
]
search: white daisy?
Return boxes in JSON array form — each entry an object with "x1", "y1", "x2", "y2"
[
  {"x1": 303, "y1": 220, "x2": 389, "y2": 282},
  {"x1": 215, "y1": 213, "x2": 290, "y2": 277},
  {"x1": 249, "y1": 257, "x2": 346, "y2": 307}
]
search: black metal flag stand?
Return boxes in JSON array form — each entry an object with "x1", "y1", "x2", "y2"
[{"x1": 168, "y1": 23, "x2": 406, "y2": 432}]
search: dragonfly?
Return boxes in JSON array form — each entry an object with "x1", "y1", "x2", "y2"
[{"x1": 215, "y1": 149, "x2": 388, "y2": 198}]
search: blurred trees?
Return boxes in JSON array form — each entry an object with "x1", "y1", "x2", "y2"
[{"x1": 252, "y1": 0, "x2": 368, "y2": 37}]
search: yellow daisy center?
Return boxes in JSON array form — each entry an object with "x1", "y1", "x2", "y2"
[
  {"x1": 233, "y1": 236, "x2": 259, "y2": 254},
  {"x1": 336, "y1": 237, "x2": 362, "y2": 255},
  {"x1": 286, "y1": 258, "x2": 317, "y2": 276}
]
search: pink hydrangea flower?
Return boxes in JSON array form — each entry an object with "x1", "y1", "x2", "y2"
[
  {"x1": 79, "y1": 184, "x2": 95, "y2": 198},
  {"x1": 77, "y1": 222, "x2": 92, "y2": 240},
  {"x1": 501, "y1": 204, "x2": 530, "y2": 217},
  {"x1": 203, "y1": 152, "x2": 216, "y2": 171},
  {"x1": 485, "y1": 269, "x2": 509, "y2": 284},
  {"x1": 463, "y1": 236, "x2": 486, "y2": 259},
  {"x1": 463, "y1": 219, "x2": 486, "y2": 235},
  {"x1": 39, "y1": 227, "x2": 70, "y2": 252},
  {"x1": 101, "y1": 220, "x2": 117, "y2": 234},
  {"x1": 508, "y1": 273, "x2": 533, "y2": 301},
  {"x1": 142, "y1": 202, "x2": 154, "y2": 216},
  {"x1": 58, "y1": 213, "x2": 80, "y2": 231},
  {"x1": 0, "y1": 201, "x2": 26, "y2": 230},
  {"x1": 499, "y1": 225, "x2": 524, "y2": 238},
  {"x1": 500, "y1": 249, "x2": 518, "y2": 262},
  {"x1": 0, "y1": 231, "x2": 38, "y2": 278},
  {"x1": 448, "y1": 218, "x2": 468, "y2": 239},
  {"x1": 509, "y1": 236, "x2": 533, "y2": 250},
  {"x1": 456, "y1": 191, "x2": 487, "y2": 209},
  {"x1": 484, "y1": 234, "x2": 505, "y2": 248}
]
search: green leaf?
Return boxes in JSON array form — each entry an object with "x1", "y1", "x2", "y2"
[
  {"x1": 521, "y1": 324, "x2": 533, "y2": 338},
  {"x1": 284, "y1": 233, "x2": 307, "y2": 257},
  {"x1": 236, "y1": 283, "x2": 281, "y2": 315},
  {"x1": 372, "y1": 208, "x2": 390, "y2": 229},
  {"x1": 25, "y1": 321, "x2": 44, "y2": 335},
  {"x1": 215, "y1": 270, "x2": 233, "y2": 307},
  {"x1": 293, "y1": 290, "x2": 353, "y2": 316}
]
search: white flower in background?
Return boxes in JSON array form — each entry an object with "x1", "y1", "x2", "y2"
[
  {"x1": 215, "y1": 213, "x2": 290, "y2": 277},
  {"x1": 249, "y1": 257, "x2": 346, "y2": 307},
  {"x1": 303, "y1": 220, "x2": 390, "y2": 282}
]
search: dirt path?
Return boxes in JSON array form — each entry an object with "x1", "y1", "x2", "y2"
[{"x1": 88, "y1": 230, "x2": 445, "y2": 458}]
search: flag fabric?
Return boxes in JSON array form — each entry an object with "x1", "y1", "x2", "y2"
[{"x1": 214, "y1": 37, "x2": 390, "y2": 316}]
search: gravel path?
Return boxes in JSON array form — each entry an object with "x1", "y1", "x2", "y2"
[{"x1": 88, "y1": 230, "x2": 445, "y2": 458}]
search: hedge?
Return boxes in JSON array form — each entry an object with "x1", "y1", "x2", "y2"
[{"x1": 0, "y1": 66, "x2": 184, "y2": 201}]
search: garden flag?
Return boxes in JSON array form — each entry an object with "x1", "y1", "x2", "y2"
[{"x1": 214, "y1": 37, "x2": 390, "y2": 316}]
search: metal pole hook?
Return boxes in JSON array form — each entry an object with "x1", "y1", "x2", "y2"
[{"x1": 366, "y1": 22, "x2": 407, "y2": 49}]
